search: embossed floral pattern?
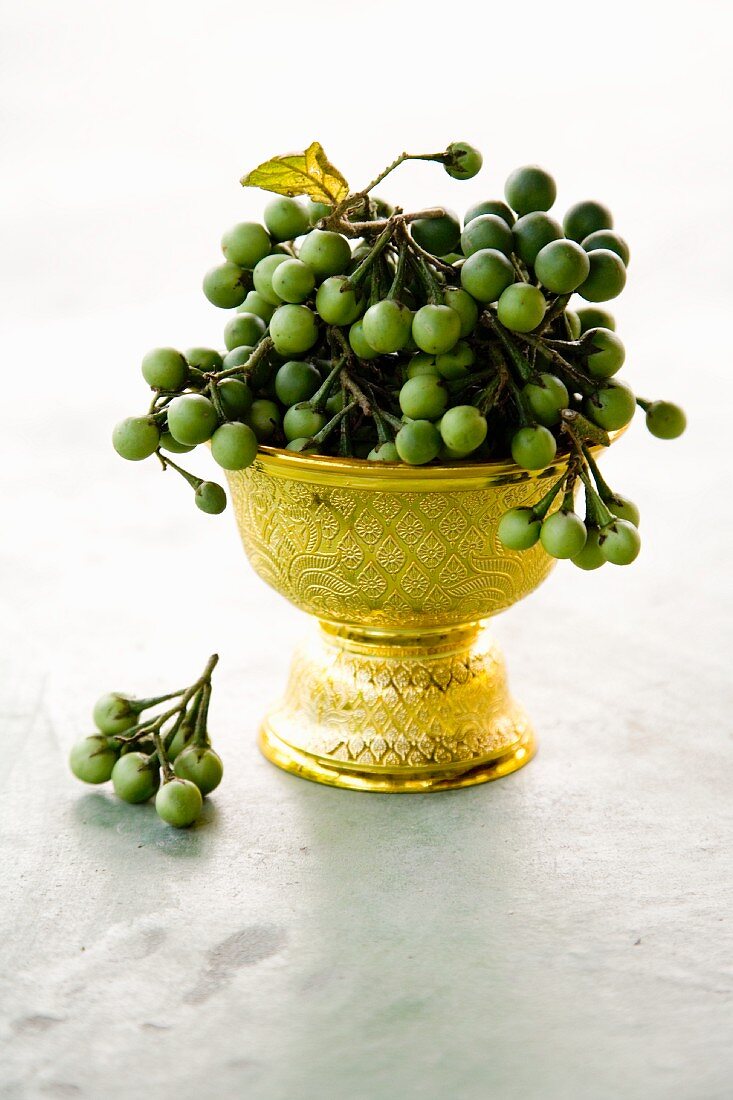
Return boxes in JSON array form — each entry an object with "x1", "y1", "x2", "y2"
[
  {"x1": 376, "y1": 536, "x2": 405, "y2": 574},
  {"x1": 226, "y1": 461, "x2": 558, "y2": 629},
  {"x1": 264, "y1": 629, "x2": 530, "y2": 766}
]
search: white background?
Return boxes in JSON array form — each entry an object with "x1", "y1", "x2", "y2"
[{"x1": 1, "y1": 4, "x2": 732, "y2": 1096}]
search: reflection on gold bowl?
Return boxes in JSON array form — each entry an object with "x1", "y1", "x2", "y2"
[{"x1": 226, "y1": 448, "x2": 574, "y2": 792}]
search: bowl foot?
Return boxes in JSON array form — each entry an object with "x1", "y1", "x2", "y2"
[
  {"x1": 258, "y1": 622, "x2": 536, "y2": 793},
  {"x1": 259, "y1": 724, "x2": 535, "y2": 792}
]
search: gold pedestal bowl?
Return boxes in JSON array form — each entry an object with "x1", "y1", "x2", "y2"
[{"x1": 226, "y1": 450, "x2": 569, "y2": 792}]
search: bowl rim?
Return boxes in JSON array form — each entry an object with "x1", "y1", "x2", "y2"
[{"x1": 251, "y1": 433, "x2": 620, "y2": 489}]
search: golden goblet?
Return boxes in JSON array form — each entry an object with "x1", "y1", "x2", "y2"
[{"x1": 226, "y1": 448, "x2": 574, "y2": 792}]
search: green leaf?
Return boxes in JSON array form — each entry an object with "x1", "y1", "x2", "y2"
[{"x1": 241, "y1": 142, "x2": 350, "y2": 205}]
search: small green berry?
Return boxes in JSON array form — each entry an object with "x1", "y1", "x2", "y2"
[
  {"x1": 141, "y1": 348, "x2": 188, "y2": 391},
  {"x1": 69, "y1": 735, "x2": 118, "y2": 784},
  {"x1": 112, "y1": 417, "x2": 160, "y2": 462},
  {"x1": 155, "y1": 778, "x2": 203, "y2": 828},
  {"x1": 221, "y1": 222, "x2": 271, "y2": 269},
  {"x1": 445, "y1": 142, "x2": 483, "y2": 179},
  {"x1": 599, "y1": 519, "x2": 641, "y2": 565},
  {"x1": 93, "y1": 692, "x2": 137, "y2": 734},
  {"x1": 367, "y1": 442, "x2": 400, "y2": 462},
  {"x1": 498, "y1": 508, "x2": 541, "y2": 551},
  {"x1": 195, "y1": 482, "x2": 227, "y2": 515},
  {"x1": 174, "y1": 746, "x2": 223, "y2": 796},
  {"x1": 645, "y1": 401, "x2": 686, "y2": 439},
  {"x1": 111, "y1": 752, "x2": 160, "y2": 804},
  {"x1": 540, "y1": 510, "x2": 588, "y2": 559},
  {"x1": 572, "y1": 528, "x2": 606, "y2": 571}
]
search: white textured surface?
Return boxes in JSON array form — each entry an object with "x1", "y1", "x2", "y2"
[{"x1": 1, "y1": 1, "x2": 732, "y2": 1097}]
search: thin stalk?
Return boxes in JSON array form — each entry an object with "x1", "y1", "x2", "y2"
[
  {"x1": 504, "y1": 372, "x2": 531, "y2": 427},
  {"x1": 544, "y1": 338, "x2": 584, "y2": 353},
  {"x1": 404, "y1": 227, "x2": 455, "y2": 278},
  {"x1": 330, "y1": 327, "x2": 374, "y2": 416},
  {"x1": 341, "y1": 371, "x2": 372, "y2": 415},
  {"x1": 208, "y1": 380, "x2": 226, "y2": 420},
  {"x1": 367, "y1": 264, "x2": 380, "y2": 307},
  {"x1": 141, "y1": 654, "x2": 219, "y2": 739},
  {"x1": 521, "y1": 333, "x2": 595, "y2": 394},
  {"x1": 510, "y1": 256, "x2": 529, "y2": 283},
  {"x1": 578, "y1": 466, "x2": 614, "y2": 527},
  {"x1": 162, "y1": 693, "x2": 198, "y2": 753},
  {"x1": 561, "y1": 456, "x2": 582, "y2": 510},
  {"x1": 156, "y1": 452, "x2": 201, "y2": 490},
  {"x1": 132, "y1": 688, "x2": 187, "y2": 713},
  {"x1": 562, "y1": 311, "x2": 576, "y2": 340},
  {"x1": 348, "y1": 221, "x2": 396, "y2": 288},
  {"x1": 363, "y1": 384, "x2": 392, "y2": 442},
  {"x1": 481, "y1": 313, "x2": 533, "y2": 384},
  {"x1": 411, "y1": 253, "x2": 444, "y2": 304},
  {"x1": 378, "y1": 409, "x2": 404, "y2": 432},
  {"x1": 327, "y1": 207, "x2": 450, "y2": 238},
  {"x1": 582, "y1": 444, "x2": 614, "y2": 499},
  {"x1": 361, "y1": 151, "x2": 453, "y2": 196},
  {"x1": 453, "y1": 367, "x2": 500, "y2": 392},
  {"x1": 215, "y1": 337, "x2": 273, "y2": 380},
  {"x1": 538, "y1": 294, "x2": 571, "y2": 333},
  {"x1": 533, "y1": 474, "x2": 567, "y2": 519},
  {"x1": 309, "y1": 400, "x2": 358, "y2": 446},
  {"x1": 152, "y1": 730, "x2": 174, "y2": 781},
  {"x1": 310, "y1": 355, "x2": 345, "y2": 411},
  {"x1": 387, "y1": 239, "x2": 409, "y2": 300},
  {"x1": 193, "y1": 681, "x2": 211, "y2": 747},
  {"x1": 338, "y1": 378, "x2": 354, "y2": 457},
  {"x1": 473, "y1": 373, "x2": 505, "y2": 414},
  {"x1": 560, "y1": 409, "x2": 610, "y2": 448}
]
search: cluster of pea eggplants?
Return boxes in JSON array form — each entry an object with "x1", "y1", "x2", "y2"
[
  {"x1": 113, "y1": 143, "x2": 686, "y2": 570},
  {"x1": 69, "y1": 657, "x2": 222, "y2": 828}
]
